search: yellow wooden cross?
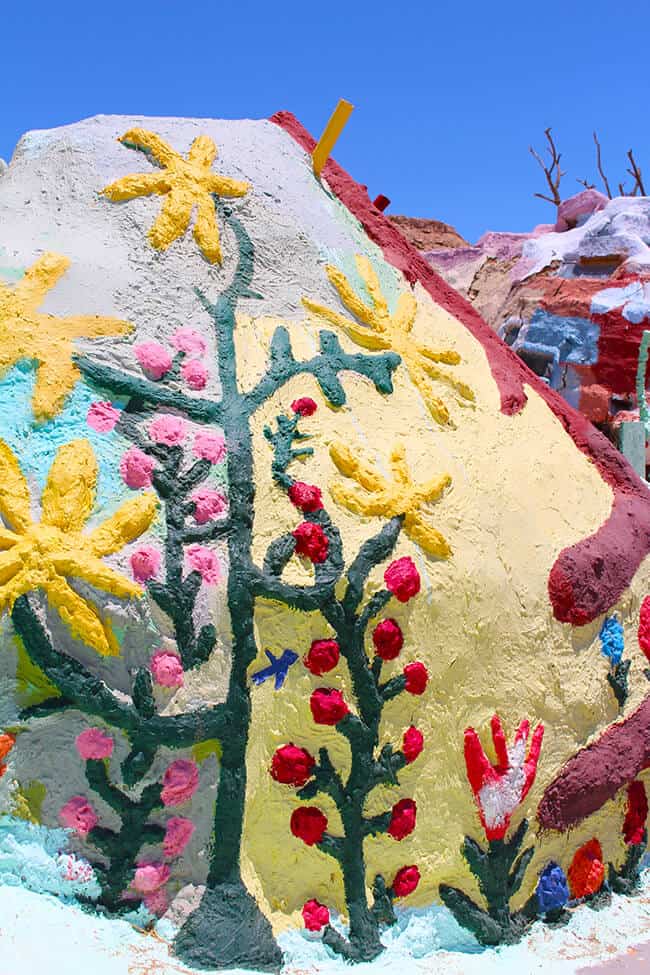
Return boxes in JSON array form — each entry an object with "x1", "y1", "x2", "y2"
[{"x1": 312, "y1": 99, "x2": 354, "y2": 177}]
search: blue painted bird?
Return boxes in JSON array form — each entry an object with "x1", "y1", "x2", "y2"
[{"x1": 251, "y1": 649, "x2": 299, "y2": 690}]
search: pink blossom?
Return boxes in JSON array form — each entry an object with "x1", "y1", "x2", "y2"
[
  {"x1": 172, "y1": 328, "x2": 206, "y2": 357},
  {"x1": 193, "y1": 431, "x2": 226, "y2": 464},
  {"x1": 150, "y1": 649, "x2": 184, "y2": 688},
  {"x1": 163, "y1": 816, "x2": 195, "y2": 858},
  {"x1": 87, "y1": 401, "x2": 120, "y2": 433},
  {"x1": 144, "y1": 889, "x2": 169, "y2": 916},
  {"x1": 134, "y1": 342, "x2": 173, "y2": 380},
  {"x1": 191, "y1": 488, "x2": 228, "y2": 524},
  {"x1": 132, "y1": 861, "x2": 171, "y2": 894},
  {"x1": 181, "y1": 359, "x2": 208, "y2": 390},
  {"x1": 57, "y1": 853, "x2": 95, "y2": 885},
  {"x1": 186, "y1": 545, "x2": 221, "y2": 584},
  {"x1": 161, "y1": 760, "x2": 200, "y2": 807},
  {"x1": 76, "y1": 728, "x2": 114, "y2": 761},
  {"x1": 120, "y1": 447, "x2": 154, "y2": 489},
  {"x1": 130, "y1": 546, "x2": 161, "y2": 582},
  {"x1": 59, "y1": 796, "x2": 98, "y2": 836},
  {"x1": 149, "y1": 414, "x2": 187, "y2": 446}
]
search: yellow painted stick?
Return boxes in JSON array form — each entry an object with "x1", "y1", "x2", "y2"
[{"x1": 312, "y1": 99, "x2": 354, "y2": 177}]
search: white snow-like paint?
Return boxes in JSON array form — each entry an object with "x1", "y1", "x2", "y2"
[{"x1": 477, "y1": 736, "x2": 527, "y2": 830}]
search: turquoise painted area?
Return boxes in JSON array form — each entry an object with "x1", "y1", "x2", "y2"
[
  {"x1": 0, "y1": 364, "x2": 130, "y2": 512},
  {"x1": 0, "y1": 816, "x2": 100, "y2": 900},
  {"x1": 0, "y1": 265, "x2": 25, "y2": 283},
  {"x1": 525, "y1": 309, "x2": 600, "y2": 366}
]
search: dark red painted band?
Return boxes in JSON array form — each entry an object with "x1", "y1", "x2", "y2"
[
  {"x1": 537, "y1": 696, "x2": 650, "y2": 830},
  {"x1": 271, "y1": 110, "x2": 650, "y2": 625}
]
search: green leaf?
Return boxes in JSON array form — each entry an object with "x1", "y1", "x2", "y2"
[
  {"x1": 14, "y1": 634, "x2": 61, "y2": 707},
  {"x1": 508, "y1": 845, "x2": 535, "y2": 897},
  {"x1": 439, "y1": 884, "x2": 503, "y2": 946},
  {"x1": 132, "y1": 669, "x2": 155, "y2": 719}
]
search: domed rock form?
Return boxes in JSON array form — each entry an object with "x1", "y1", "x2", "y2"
[{"x1": 0, "y1": 114, "x2": 649, "y2": 970}]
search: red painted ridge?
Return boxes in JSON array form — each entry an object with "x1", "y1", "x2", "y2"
[{"x1": 271, "y1": 110, "x2": 650, "y2": 626}]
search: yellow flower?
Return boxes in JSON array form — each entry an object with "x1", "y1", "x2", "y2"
[
  {"x1": 0, "y1": 439, "x2": 158, "y2": 656},
  {"x1": 0, "y1": 253, "x2": 132, "y2": 420},
  {"x1": 303, "y1": 256, "x2": 474, "y2": 425},
  {"x1": 330, "y1": 441, "x2": 452, "y2": 559},
  {"x1": 102, "y1": 128, "x2": 249, "y2": 264}
]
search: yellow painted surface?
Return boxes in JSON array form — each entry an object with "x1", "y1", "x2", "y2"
[
  {"x1": 102, "y1": 129, "x2": 249, "y2": 264},
  {"x1": 0, "y1": 253, "x2": 132, "y2": 420},
  {"x1": 0, "y1": 439, "x2": 157, "y2": 656},
  {"x1": 312, "y1": 99, "x2": 354, "y2": 177},
  {"x1": 234, "y1": 268, "x2": 650, "y2": 931}
]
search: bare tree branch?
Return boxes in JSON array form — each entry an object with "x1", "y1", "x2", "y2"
[
  {"x1": 626, "y1": 149, "x2": 646, "y2": 196},
  {"x1": 529, "y1": 128, "x2": 565, "y2": 206},
  {"x1": 577, "y1": 177, "x2": 596, "y2": 190},
  {"x1": 593, "y1": 131, "x2": 612, "y2": 199}
]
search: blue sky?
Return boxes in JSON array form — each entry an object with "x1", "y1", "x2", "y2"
[{"x1": 2, "y1": 0, "x2": 649, "y2": 242}]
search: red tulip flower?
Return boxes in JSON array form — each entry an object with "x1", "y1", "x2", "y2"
[
  {"x1": 623, "y1": 780, "x2": 648, "y2": 846},
  {"x1": 290, "y1": 806, "x2": 328, "y2": 846},
  {"x1": 372, "y1": 619, "x2": 404, "y2": 660},
  {"x1": 310, "y1": 688, "x2": 349, "y2": 725},
  {"x1": 388, "y1": 798, "x2": 417, "y2": 840},
  {"x1": 464, "y1": 714, "x2": 544, "y2": 842},
  {"x1": 568, "y1": 838, "x2": 605, "y2": 898},
  {"x1": 288, "y1": 482, "x2": 323, "y2": 513},
  {"x1": 270, "y1": 744, "x2": 315, "y2": 787},
  {"x1": 404, "y1": 662, "x2": 428, "y2": 695},
  {"x1": 384, "y1": 557, "x2": 420, "y2": 602},
  {"x1": 304, "y1": 639, "x2": 340, "y2": 676},
  {"x1": 392, "y1": 864, "x2": 420, "y2": 898},
  {"x1": 291, "y1": 397, "x2": 318, "y2": 417},
  {"x1": 293, "y1": 522, "x2": 329, "y2": 563},
  {"x1": 402, "y1": 726, "x2": 424, "y2": 764},
  {"x1": 302, "y1": 898, "x2": 329, "y2": 931}
]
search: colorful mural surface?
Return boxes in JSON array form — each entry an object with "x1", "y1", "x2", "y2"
[{"x1": 0, "y1": 114, "x2": 649, "y2": 972}]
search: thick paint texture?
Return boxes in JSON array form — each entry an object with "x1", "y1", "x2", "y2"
[{"x1": 0, "y1": 112, "x2": 649, "y2": 969}]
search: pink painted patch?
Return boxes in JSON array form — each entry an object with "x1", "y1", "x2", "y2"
[
  {"x1": 144, "y1": 888, "x2": 169, "y2": 916},
  {"x1": 150, "y1": 649, "x2": 184, "y2": 688},
  {"x1": 87, "y1": 401, "x2": 119, "y2": 433},
  {"x1": 186, "y1": 544, "x2": 221, "y2": 584},
  {"x1": 191, "y1": 488, "x2": 228, "y2": 524},
  {"x1": 134, "y1": 342, "x2": 173, "y2": 380},
  {"x1": 59, "y1": 796, "x2": 98, "y2": 836},
  {"x1": 163, "y1": 816, "x2": 195, "y2": 858},
  {"x1": 149, "y1": 414, "x2": 187, "y2": 446},
  {"x1": 75, "y1": 728, "x2": 114, "y2": 761},
  {"x1": 172, "y1": 328, "x2": 206, "y2": 357},
  {"x1": 161, "y1": 759, "x2": 199, "y2": 807},
  {"x1": 132, "y1": 861, "x2": 171, "y2": 894},
  {"x1": 181, "y1": 359, "x2": 208, "y2": 390},
  {"x1": 130, "y1": 546, "x2": 161, "y2": 582},
  {"x1": 193, "y1": 431, "x2": 226, "y2": 463},
  {"x1": 120, "y1": 447, "x2": 155, "y2": 489}
]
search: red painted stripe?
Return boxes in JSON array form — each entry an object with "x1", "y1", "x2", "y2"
[{"x1": 271, "y1": 110, "x2": 650, "y2": 626}]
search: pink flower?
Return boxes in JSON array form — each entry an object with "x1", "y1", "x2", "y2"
[
  {"x1": 149, "y1": 414, "x2": 187, "y2": 446},
  {"x1": 120, "y1": 447, "x2": 155, "y2": 489},
  {"x1": 132, "y1": 861, "x2": 171, "y2": 894},
  {"x1": 193, "y1": 431, "x2": 226, "y2": 463},
  {"x1": 150, "y1": 649, "x2": 184, "y2": 688},
  {"x1": 172, "y1": 328, "x2": 206, "y2": 357},
  {"x1": 293, "y1": 522, "x2": 329, "y2": 563},
  {"x1": 288, "y1": 482, "x2": 323, "y2": 513},
  {"x1": 302, "y1": 899, "x2": 329, "y2": 932},
  {"x1": 144, "y1": 889, "x2": 169, "y2": 917},
  {"x1": 59, "y1": 796, "x2": 98, "y2": 836},
  {"x1": 57, "y1": 853, "x2": 94, "y2": 885},
  {"x1": 291, "y1": 397, "x2": 318, "y2": 417},
  {"x1": 161, "y1": 759, "x2": 199, "y2": 806},
  {"x1": 75, "y1": 728, "x2": 114, "y2": 761},
  {"x1": 135, "y1": 342, "x2": 173, "y2": 380},
  {"x1": 181, "y1": 359, "x2": 208, "y2": 391},
  {"x1": 130, "y1": 546, "x2": 161, "y2": 582},
  {"x1": 191, "y1": 488, "x2": 228, "y2": 524},
  {"x1": 186, "y1": 545, "x2": 221, "y2": 584},
  {"x1": 464, "y1": 714, "x2": 544, "y2": 842},
  {"x1": 163, "y1": 817, "x2": 195, "y2": 858},
  {"x1": 384, "y1": 557, "x2": 421, "y2": 602},
  {"x1": 87, "y1": 401, "x2": 119, "y2": 433}
]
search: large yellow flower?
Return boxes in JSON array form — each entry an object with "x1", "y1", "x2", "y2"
[
  {"x1": 0, "y1": 253, "x2": 133, "y2": 420},
  {"x1": 102, "y1": 128, "x2": 249, "y2": 264},
  {"x1": 0, "y1": 439, "x2": 158, "y2": 656},
  {"x1": 303, "y1": 256, "x2": 474, "y2": 425}
]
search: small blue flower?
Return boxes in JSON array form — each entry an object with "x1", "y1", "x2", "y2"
[
  {"x1": 599, "y1": 616, "x2": 624, "y2": 667},
  {"x1": 536, "y1": 862, "x2": 569, "y2": 913}
]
